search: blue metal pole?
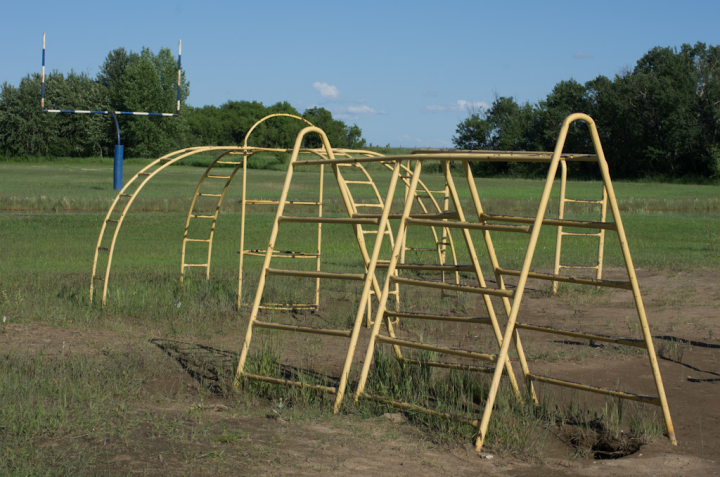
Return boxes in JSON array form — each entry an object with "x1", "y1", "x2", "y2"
[{"x1": 110, "y1": 112, "x2": 123, "y2": 190}]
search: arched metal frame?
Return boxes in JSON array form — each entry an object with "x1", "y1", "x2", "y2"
[{"x1": 90, "y1": 114, "x2": 461, "y2": 313}]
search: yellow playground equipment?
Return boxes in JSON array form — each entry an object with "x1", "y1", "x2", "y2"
[
  {"x1": 234, "y1": 113, "x2": 676, "y2": 453},
  {"x1": 90, "y1": 114, "x2": 460, "y2": 318}
]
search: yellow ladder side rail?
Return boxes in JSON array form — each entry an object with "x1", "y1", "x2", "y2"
[{"x1": 461, "y1": 161, "x2": 538, "y2": 405}]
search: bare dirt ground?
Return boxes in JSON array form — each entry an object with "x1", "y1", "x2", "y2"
[{"x1": 3, "y1": 268, "x2": 719, "y2": 476}]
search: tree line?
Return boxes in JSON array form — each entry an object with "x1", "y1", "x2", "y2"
[
  {"x1": 454, "y1": 42, "x2": 720, "y2": 180},
  {"x1": 0, "y1": 46, "x2": 366, "y2": 159}
]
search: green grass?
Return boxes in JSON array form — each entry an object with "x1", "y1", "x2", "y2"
[{"x1": 0, "y1": 157, "x2": 715, "y2": 470}]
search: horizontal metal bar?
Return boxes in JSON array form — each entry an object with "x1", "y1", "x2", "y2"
[
  {"x1": 241, "y1": 373, "x2": 337, "y2": 394},
  {"x1": 183, "y1": 263, "x2": 208, "y2": 267},
  {"x1": 216, "y1": 160, "x2": 243, "y2": 165},
  {"x1": 560, "y1": 231, "x2": 602, "y2": 237},
  {"x1": 376, "y1": 336, "x2": 497, "y2": 362},
  {"x1": 120, "y1": 194, "x2": 132, "y2": 197},
  {"x1": 253, "y1": 321, "x2": 352, "y2": 337},
  {"x1": 359, "y1": 392, "x2": 480, "y2": 427},
  {"x1": 93, "y1": 276, "x2": 105, "y2": 281},
  {"x1": 344, "y1": 180, "x2": 374, "y2": 184},
  {"x1": 257, "y1": 303, "x2": 318, "y2": 311},
  {"x1": 390, "y1": 276, "x2": 514, "y2": 298},
  {"x1": 496, "y1": 267, "x2": 632, "y2": 289},
  {"x1": 384, "y1": 310, "x2": 492, "y2": 324},
  {"x1": 528, "y1": 374, "x2": 660, "y2": 405},
  {"x1": 266, "y1": 269, "x2": 365, "y2": 281},
  {"x1": 278, "y1": 216, "x2": 379, "y2": 225},
  {"x1": 514, "y1": 321, "x2": 647, "y2": 348},
  {"x1": 400, "y1": 358, "x2": 495, "y2": 374},
  {"x1": 97, "y1": 246, "x2": 110, "y2": 251},
  {"x1": 190, "y1": 215, "x2": 215, "y2": 219},
  {"x1": 354, "y1": 203, "x2": 383, "y2": 208},
  {"x1": 206, "y1": 175, "x2": 232, "y2": 179},
  {"x1": 198, "y1": 193, "x2": 222, "y2": 197},
  {"x1": 241, "y1": 249, "x2": 319, "y2": 258},
  {"x1": 480, "y1": 213, "x2": 617, "y2": 230},
  {"x1": 406, "y1": 218, "x2": 531, "y2": 233},
  {"x1": 354, "y1": 212, "x2": 460, "y2": 220},
  {"x1": 240, "y1": 200, "x2": 321, "y2": 206},
  {"x1": 185, "y1": 238, "x2": 211, "y2": 243},
  {"x1": 106, "y1": 219, "x2": 119, "y2": 223},
  {"x1": 375, "y1": 262, "x2": 474, "y2": 272},
  {"x1": 564, "y1": 198, "x2": 603, "y2": 204}
]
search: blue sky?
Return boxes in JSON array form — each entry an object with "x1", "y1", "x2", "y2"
[{"x1": 3, "y1": 0, "x2": 719, "y2": 147}]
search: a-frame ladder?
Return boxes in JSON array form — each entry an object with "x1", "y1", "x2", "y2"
[
  {"x1": 354, "y1": 113, "x2": 676, "y2": 452},
  {"x1": 234, "y1": 127, "x2": 407, "y2": 411}
]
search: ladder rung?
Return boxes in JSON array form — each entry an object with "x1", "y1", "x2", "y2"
[
  {"x1": 376, "y1": 336, "x2": 497, "y2": 362},
  {"x1": 120, "y1": 194, "x2": 132, "y2": 198},
  {"x1": 345, "y1": 180, "x2": 374, "y2": 185},
  {"x1": 198, "y1": 193, "x2": 222, "y2": 197},
  {"x1": 190, "y1": 215, "x2": 215, "y2": 219},
  {"x1": 564, "y1": 198, "x2": 603, "y2": 204},
  {"x1": 384, "y1": 310, "x2": 491, "y2": 324},
  {"x1": 558, "y1": 264, "x2": 599, "y2": 270},
  {"x1": 185, "y1": 238, "x2": 211, "y2": 243},
  {"x1": 406, "y1": 218, "x2": 531, "y2": 234},
  {"x1": 278, "y1": 216, "x2": 380, "y2": 225},
  {"x1": 375, "y1": 263, "x2": 474, "y2": 272},
  {"x1": 354, "y1": 203, "x2": 383, "y2": 208},
  {"x1": 216, "y1": 160, "x2": 243, "y2": 165},
  {"x1": 527, "y1": 374, "x2": 660, "y2": 405},
  {"x1": 240, "y1": 249, "x2": 319, "y2": 258},
  {"x1": 415, "y1": 190, "x2": 446, "y2": 195},
  {"x1": 354, "y1": 212, "x2": 460, "y2": 220},
  {"x1": 93, "y1": 276, "x2": 105, "y2": 281},
  {"x1": 253, "y1": 320, "x2": 352, "y2": 337},
  {"x1": 241, "y1": 373, "x2": 337, "y2": 394},
  {"x1": 257, "y1": 303, "x2": 318, "y2": 311},
  {"x1": 405, "y1": 247, "x2": 436, "y2": 252},
  {"x1": 266, "y1": 269, "x2": 365, "y2": 281},
  {"x1": 480, "y1": 213, "x2": 617, "y2": 230},
  {"x1": 390, "y1": 276, "x2": 514, "y2": 298},
  {"x1": 207, "y1": 175, "x2": 232, "y2": 179},
  {"x1": 361, "y1": 229, "x2": 391, "y2": 235},
  {"x1": 560, "y1": 231, "x2": 602, "y2": 237},
  {"x1": 514, "y1": 321, "x2": 646, "y2": 348},
  {"x1": 184, "y1": 263, "x2": 209, "y2": 268},
  {"x1": 239, "y1": 200, "x2": 321, "y2": 206},
  {"x1": 97, "y1": 246, "x2": 110, "y2": 252},
  {"x1": 106, "y1": 219, "x2": 119, "y2": 223},
  {"x1": 496, "y1": 267, "x2": 631, "y2": 289}
]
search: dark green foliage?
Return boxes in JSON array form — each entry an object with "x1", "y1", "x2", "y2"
[
  {"x1": 454, "y1": 42, "x2": 720, "y2": 181},
  {"x1": 0, "y1": 46, "x2": 366, "y2": 159}
]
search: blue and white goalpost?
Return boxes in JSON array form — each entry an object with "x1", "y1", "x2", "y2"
[{"x1": 41, "y1": 33, "x2": 183, "y2": 190}]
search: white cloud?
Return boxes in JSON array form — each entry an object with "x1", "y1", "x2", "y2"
[
  {"x1": 426, "y1": 100, "x2": 488, "y2": 112},
  {"x1": 347, "y1": 105, "x2": 377, "y2": 114},
  {"x1": 572, "y1": 51, "x2": 593, "y2": 59},
  {"x1": 312, "y1": 81, "x2": 340, "y2": 99}
]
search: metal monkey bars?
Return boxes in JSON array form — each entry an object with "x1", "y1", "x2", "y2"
[{"x1": 234, "y1": 113, "x2": 676, "y2": 453}]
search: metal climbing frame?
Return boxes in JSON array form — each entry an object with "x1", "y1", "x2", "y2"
[
  {"x1": 90, "y1": 114, "x2": 460, "y2": 310},
  {"x1": 234, "y1": 126, "x2": 411, "y2": 411},
  {"x1": 351, "y1": 113, "x2": 675, "y2": 452},
  {"x1": 552, "y1": 159, "x2": 608, "y2": 292}
]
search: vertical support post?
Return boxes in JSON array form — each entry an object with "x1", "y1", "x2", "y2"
[{"x1": 110, "y1": 112, "x2": 123, "y2": 191}]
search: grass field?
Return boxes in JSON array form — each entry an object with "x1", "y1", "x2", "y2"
[{"x1": 1, "y1": 157, "x2": 719, "y2": 474}]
